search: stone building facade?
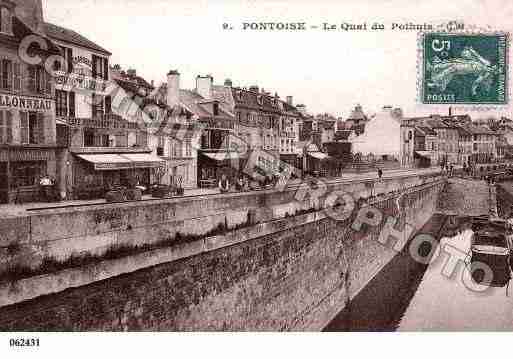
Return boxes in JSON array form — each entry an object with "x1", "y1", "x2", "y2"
[{"x1": 0, "y1": 0, "x2": 61, "y2": 203}]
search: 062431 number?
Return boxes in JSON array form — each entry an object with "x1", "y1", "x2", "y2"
[{"x1": 9, "y1": 338, "x2": 40, "y2": 347}]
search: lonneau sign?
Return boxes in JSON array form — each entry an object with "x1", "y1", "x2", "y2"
[{"x1": 0, "y1": 94, "x2": 53, "y2": 112}]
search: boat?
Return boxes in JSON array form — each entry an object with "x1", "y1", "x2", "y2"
[{"x1": 470, "y1": 217, "x2": 513, "y2": 287}]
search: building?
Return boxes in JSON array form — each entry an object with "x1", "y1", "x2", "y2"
[
  {"x1": 315, "y1": 113, "x2": 337, "y2": 144},
  {"x1": 226, "y1": 83, "x2": 303, "y2": 177},
  {"x1": 0, "y1": 0, "x2": 63, "y2": 203},
  {"x1": 278, "y1": 97, "x2": 302, "y2": 170},
  {"x1": 152, "y1": 73, "x2": 237, "y2": 187},
  {"x1": 412, "y1": 125, "x2": 438, "y2": 167},
  {"x1": 463, "y1": 124, "x2": 496, "y2": 163},
  {"x1": 346, "y1": 104, "x2": 369, "y2": 135},
  {"x1": 47, "y1": 24, "x2": 164, "y2": 200},
  {"x1": 352, "y1": 106, "x2": 403, "y2": 162}
]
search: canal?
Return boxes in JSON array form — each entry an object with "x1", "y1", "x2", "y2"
[{"x1": 324, "y1": 214, "x2": 513, "y2": 331}]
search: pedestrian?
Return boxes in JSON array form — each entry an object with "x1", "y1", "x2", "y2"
[
  {"x1": 218, "y1": 174, "x2": 230, "y2": 193},
  {"x1": 236, "y1": 175, "x2": 245, "y2": 192}
]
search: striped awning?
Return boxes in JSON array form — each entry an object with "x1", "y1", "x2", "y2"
[
  {"x1": 76, "y1": 153, "x2": 165, "y2": 170},
  {"x1": 308, "y1": 151, "x2": 329, "y2": 160}
]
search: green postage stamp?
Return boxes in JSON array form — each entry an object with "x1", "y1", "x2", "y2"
[{"x1": 421, "y1": 32, "x2": 509, "y2": 105}]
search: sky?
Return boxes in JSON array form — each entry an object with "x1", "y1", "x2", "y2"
[{"x1": 43, "y1": 0, "x2": 513, "y2": 119}]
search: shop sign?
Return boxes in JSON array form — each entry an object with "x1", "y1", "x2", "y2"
[
  {"x1": 54, "y1": 73, "x2": 107, "y2": 94},
  {"x1": 0, "y1": 95, "x2": 52, "y2": 112},
  {"x1": 67, "y1": 117, "x2": 139, "y2": 130},
  {"x1": 94, "y1": 162, "x2": 133, "y2": 170},
  {"x1": 9, "y1": 149, "x2": 55, "y2": 161}
]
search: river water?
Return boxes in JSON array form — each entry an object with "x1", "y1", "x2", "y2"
[{"x1": 325, "y1": 219, "x2": 513, "y2": 331}]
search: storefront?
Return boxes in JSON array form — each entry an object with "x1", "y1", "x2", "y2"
[
  {"x1": 304, "y1": 143, "x2": 330, "y2": 177},
  {"x1": 70, "y1": 151, "x2": 164, "y2": 199},
  {"x1": 414, "y1": 151, "x2": 432, "y2": 168},
  {"x1": 0, "y1": 147, "x2": 58, "y2": 203},
  {"x1": 197, "y1": 151, "x2": 244, "y2": 187}
]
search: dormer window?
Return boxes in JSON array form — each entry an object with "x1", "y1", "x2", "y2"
[
  {"x1": 0, "y1": 5, "x2": 12, "y2": 35},
  {"x1": 257, "y1": 95, "x2": 263, "y2": 105}
]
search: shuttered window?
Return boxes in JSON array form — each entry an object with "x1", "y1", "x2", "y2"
[
  {"x1": 105, "y1": 95, "x2": 112, "y2": 114},
  {"x1": 27, "y1": 65, "x2": 35, "y2": 92},
  {"x1": 0, "y1": 7, "x2": 12, "y2": 34},
  {"x1": 55, "y1": 90, "x2": 68, "y2": 117},
  {"x1": 0, "y1": 110, "x2": 12, "y2": 144},
  {"x1": 66, "y1": 48, "x2": 73, "y2": 73},
  {"x1": 13, "y1": 62, "x2": 21, "y2": 92},
  {"x1": 103, "y1": 58, "x2": 109, "y2": 80},
  {"x1": 0, "y1": 111, "x2": 10, "y2": 144},
  {"x1": 69, "y1": 91, "x2": 75, "y2": 117},
  {"x1": 0, "y1": 58, "x2": 12, "y2": 90},
  {"x1": 20, "y1": 111, "x2": 28, "y2": 144}
]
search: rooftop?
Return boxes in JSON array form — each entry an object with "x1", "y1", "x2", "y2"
[{"x1": 44, "y1": 22, "x2": 112, "y2": 55}]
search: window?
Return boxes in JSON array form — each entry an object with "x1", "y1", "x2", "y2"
[
  {"x1": 59, "y1": 46, "x2": 73, "y2": 73},
  {"x1": 28, "y1": 65, "x2": 49, "y2": 94},
  {"x1": 157, "y1": 136, "x2": 165, "y2": 156},
  {"x1": 185, "y1": 140, "x2": 192, "y2": 157},
  {"x1": 55, "y1": 90, "x2": 76, "y2": 117},
  {"x1": 20, "y1": 111, "x2": 44, "y2": 144},
  {"x1": 101, "y1": 134, "x2": 110, "y2": 147},
  {"x1": 92, "y1": 55, "x2": 109, "y2": 80},
  {"x1": 172, "y1": 140, "x2": 182, "y2": 157},
  {"x1": 1, "y1": 59, "x2": 11, "y2": 90},
  {"x1": 12, "y1": 161, "x2": 46, "y2": 188},
  {"x1": 91, "y1": 94, "x2": 105, "y2": 117},
  {"x1": 29, "y1": 112, "x2": 44, "y2": 144},
  {"x1": 213, "y1": 102, "x2": 219, "y2": 116},
  {"x1": 20, "y1": 111, "x2": 28, "y2": 144},
  {"x1": 105, "y1": 96, "x2": 112, "y2": 114},
  {"x1": 12, "y1": 62, "x2": 21, "y2": 91},
  {"x1": 0, "y1": 7, "x2": 12, "y2": 34},
  {"x1": 56, "y1": 90, "x2": 68, "y2": 117},
  {"x1": 0, "y1": 110, "x2": 12, "y2": 144},
  {"x1": 84, "y1": 129, "x2": 95, "y2": 147}
]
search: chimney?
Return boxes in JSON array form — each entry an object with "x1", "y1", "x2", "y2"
[
  {"x1": 224, "y1": 78, "x2": 233, "y2": 87},
  {"x1": 13, "y1": 0, "x2": 45, "y2": 34},
  {"x1": 167, "y1": 70, "x2": 180, "y2": 108},
  {"x1": 196, "y1": 75, "x2": 213, "y2": 99},
  {"x1": 249, "y1": 85, "x2": 259, "y2": 93},
  {"x1": 150, "y1": 80, "x2": 154, "y2": 88},
  {"x1": 296, "y1": 104, "x2": 307, "y2": 115},
  {"x1": 286, "y1": 96, "x2": 293, "y2": 105}
]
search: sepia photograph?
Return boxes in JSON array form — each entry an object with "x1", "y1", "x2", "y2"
[{"x1": 1, "y1": 0, "x2": 513, "y2": 357}]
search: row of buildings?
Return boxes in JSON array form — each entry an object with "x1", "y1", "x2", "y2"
[
  {"x1": 0, "y1": 0, "x2": 337, "y2": 203},
  {"x1": 0, "y1": 1, "x2": 510, "y2": 204},
  {"x1": 344, "y1": 105, "x2": 509, "y2": 169}
]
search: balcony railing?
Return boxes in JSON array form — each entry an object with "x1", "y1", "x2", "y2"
[{"x1": 62, "y1": 114, "x2": 141, "y2": 130}]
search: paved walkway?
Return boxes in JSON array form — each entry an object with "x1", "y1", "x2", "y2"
[
  {"x1": 0, "y1": 187, "x2": 219, "y2": 218},
  {"x1": 0, "y1": 165, "x2": 470, "y2": 218}
]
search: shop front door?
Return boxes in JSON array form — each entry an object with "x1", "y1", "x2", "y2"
[{"x1": 0, "y1": 163, "x2": 7, "y2": 203}]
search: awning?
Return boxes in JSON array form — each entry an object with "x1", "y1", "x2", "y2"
[
  {"x1": 121, "y1": 153, "x2": 165, "y2": 168},
  {"x1": 76, "y1": 153, "x2": 165, "y2": 170},
  {"x1": 76, "y1": 154, "x2": 133, "y2": 170},
  {"x1": 308, "y1": 151, "x2": 329, "y2": 160},
  {"x1": 202, "y1": 152, "x2": 242, "y2": 161},
  {"x1": 415, "y1": 151, "x2": 432, "y2": 159}
]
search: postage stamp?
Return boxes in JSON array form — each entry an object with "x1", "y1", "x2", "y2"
[{"x1": 421, "y1": 32, "x2": 508, "y2": 105}]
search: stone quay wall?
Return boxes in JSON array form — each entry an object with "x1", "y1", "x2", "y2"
[{"x1": 0, "y1": 173, "x2": 444, "y2": 330}]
